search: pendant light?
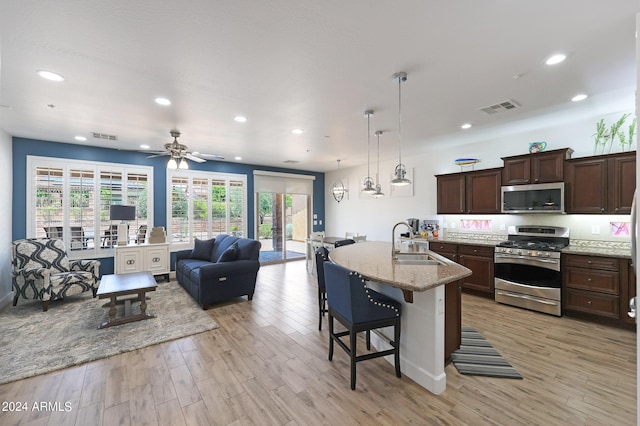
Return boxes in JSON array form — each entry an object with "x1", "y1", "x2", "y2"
[
  {"x1": 373, "y1": 130, "x2": 385, "y2": 198},
  {"x1": 331, "y1": 159, "x2": 347, "y2": 203},
  {"x1": 390, "y1": 71, "x2": 411, "y2": 186},
  {"x1": 178, "y1": 157, "x2": 189, "y2": 170},
  {"x1": 361, "y1": 110, "x2": 376, "y2": 193}
]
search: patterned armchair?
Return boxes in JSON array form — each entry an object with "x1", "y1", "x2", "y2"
[{"x1": 11, "y1": 238, "x2": 101, "y2": 311}]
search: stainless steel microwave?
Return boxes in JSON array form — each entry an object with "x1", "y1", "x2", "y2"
[{"x1": 501, "y1": 182, "x2": 565, "y2": 214}]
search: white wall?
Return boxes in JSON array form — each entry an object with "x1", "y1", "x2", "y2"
[
  {"x1": 0, "y1": 128, "x2": 13, "y2": 308},
  {"x1": 324, "y1": 101, "x2": 636, "y2": 244}
]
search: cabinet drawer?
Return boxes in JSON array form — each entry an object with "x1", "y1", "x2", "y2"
[
  {"x1": 564, "y1": 254, "x2": 619, "y2": 271},
  {"x1": 458, "y1": 244, "x2": 494, "y2": 257},
  {"x1": 564, "y1": 267, "x2": 619, "y2": 294},
  {"x1": 564, "y1": 288, "x2": 619, "y2": 319},
  {"x1": 429, "y1": 242, "x2": 457, "y2": 254}
]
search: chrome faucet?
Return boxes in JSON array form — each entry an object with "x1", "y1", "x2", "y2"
[{"x1": 391, "y1": 221, "x2": 414, "y2": 259}]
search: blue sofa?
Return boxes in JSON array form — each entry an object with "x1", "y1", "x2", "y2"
[{"x1": 175, "y1": 234, "x2": 261, "y2": 309}]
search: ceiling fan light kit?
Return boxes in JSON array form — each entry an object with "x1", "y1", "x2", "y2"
[{"x1": 390, "y1": 71, "x2": 411, "y2": 187}]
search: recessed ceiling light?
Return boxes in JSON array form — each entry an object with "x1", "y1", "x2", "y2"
[
  {"x1": 234, "y1": 156, "x2": 242, "y2": 161},
  {"x1": 291, "y1": 129, "x2": 304, "y2": 135},
  {"x1": 74, "y1": 136, "x2": 87, "y2": 141},
  {"x1": 545, "y1": 53, "x2": 566, "y2": 65},
  {"x1": 234, "y1": 116, "x2": 247, "y2": 123},
  {"x1": 154, "y1": 97, "x2": 171, "y2": 106},
  {"x1": 461, "y1": 123, "x2": 472, "y2": 130},
  {"x1": 37, "y1": 70, "x2": 64, "y2": 82},
  {"x1": 571, "y1": 93, "x2": 588, "y2": 102},
  {"x1": 140, "y1": 144, "x2": 150, "y2": 149}
]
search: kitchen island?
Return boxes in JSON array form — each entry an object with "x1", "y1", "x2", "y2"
[{"x1": 329, "y1": 241, "x2": 472, "y2": 394}]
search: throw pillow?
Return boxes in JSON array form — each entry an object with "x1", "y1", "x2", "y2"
[
  {"x1": 217, "y1": 242, "x2": 239, "y2": 262},
  {"x1": 191, "y1": 238, "x2": 215, "y2": 261}
]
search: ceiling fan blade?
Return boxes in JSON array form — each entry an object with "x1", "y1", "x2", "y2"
[
  {"x1": 195, "y1": 153, "x2": 225, "y2": 160},
  {"x1": 145, "y1": 152, "x2": 169, "y2": 158},
  {"x1": 185, "y1": 153, "x2": 206, "y2": 163}
]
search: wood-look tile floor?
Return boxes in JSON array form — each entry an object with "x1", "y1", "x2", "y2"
[{"x1": 0, "y1": 260, "x2": 636, "y2": 425}]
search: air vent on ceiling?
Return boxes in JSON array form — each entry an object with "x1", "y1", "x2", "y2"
[
  {"x1": 479, "y1": 99, "x2": 520, "y2": 115},
  {"x1": 91, "y1": 132, "x2": 118, "y2": 141},
  {"x1": 283, "y1": 160, "x2": 299, "y2": 164}
]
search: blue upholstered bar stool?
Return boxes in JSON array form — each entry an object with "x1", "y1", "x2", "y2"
[
  {"x1": 323, "y1": 262, "x2": 402, "y2": 390},
  {"x1": 314, "y1": 246, "x2": 330, "y2": 331}
]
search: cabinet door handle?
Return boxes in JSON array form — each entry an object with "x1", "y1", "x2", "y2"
[
  {"x1": 152, "y1": 257, "x2": 160, "y2": 263},
  {"x1": 600, "y1": 208, "x2": 605, "y2": 212},
  {"x1": 126, "y1": 259, "x2": 135, "y2": 265},
  {"x1": 473, "y1": 249, "x2": 477, "y2": 253},
  {"x1": 615, "y1": 207, "x2": 620, "y2": 212}
]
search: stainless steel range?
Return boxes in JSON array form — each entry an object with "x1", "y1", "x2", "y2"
[{"x1": 494, "y1": 225, "x2": 569, "y2": 316}]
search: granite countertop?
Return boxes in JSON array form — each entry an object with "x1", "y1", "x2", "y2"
[
  {"x1": 408, "y1": 235, "x2": 632, "y2": 259},
  {"x1": 328, "y1": 241, "x2": 472, "y2": 294},
  {"x1": 561, "y1": 245, "x2": 631, "y2": 259}
]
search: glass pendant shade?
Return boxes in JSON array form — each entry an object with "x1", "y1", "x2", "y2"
[
  {"x1": 391, "y1": 71, "x2": 411, "y2": 187},
  {"x1": 167, "y1": 156, "x2": 178, "y2": 170},
  {"x1": 178, "y1": 157, "x2": 189, "y2": 169},
  {"x1": 361, "y1": 110, "x2": 376, "y2": 193}
]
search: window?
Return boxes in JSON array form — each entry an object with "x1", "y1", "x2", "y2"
[
  {"x1": 27, "y1": 156, "x2": 153, "y2": 258},
  {"x1": 167, "y1": 170, "x2": 247, "y2": 248}
]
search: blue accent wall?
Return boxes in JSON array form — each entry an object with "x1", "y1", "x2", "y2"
[{"x1": 12, "y1": 137, "x2": 325, "y2": 273}]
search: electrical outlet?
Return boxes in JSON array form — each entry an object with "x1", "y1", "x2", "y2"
[
  {"x1": 313, "y1": 213, "x2": 317, "y2": 219},
  {"x1": 319, "y1": 220, "x2": 323, "y2": 225},
  {"x1": 313, "y1": 220, "x2": 318, "y2": 225},
  {"x1": 450, "y1": 222, "x2": 456, "y2": 229},
  {"x1": 500, "y1": 223, "x2": 506, "y2": 231},
  {"x1": 591, "y1": 225, "x2": 600, "y2": 235}
]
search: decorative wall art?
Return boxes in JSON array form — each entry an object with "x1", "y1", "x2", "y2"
[
  {"x1": 610, "y1": 222, "x2": 630, "y2": 237},
  {"x1": 460, "y1": 219, "x2": 492, "y2": 231}
]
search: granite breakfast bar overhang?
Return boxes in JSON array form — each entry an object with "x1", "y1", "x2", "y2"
[{"x1": 329, "y1": 241, "x2": 472, "y2": 394}]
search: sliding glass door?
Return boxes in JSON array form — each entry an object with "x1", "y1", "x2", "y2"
[{"x1": 257, "y1": 192, "x2": 309, "y2": 263}]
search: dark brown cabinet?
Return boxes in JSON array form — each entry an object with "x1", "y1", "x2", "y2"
[
  {"x1": 502, "y1": 148, "x2": 572, "y2": 185},
  {"x1": 566, "y1": 151, "x2": 636, "y2": 214},
  {"x1": 563, "y1": 254, "x2": 621, "y2": 320},
  {"x1": 444, "y1": 280, "x2": 461, "y2": 363},
  {"x1": 436, "y1": 168, "x2": 501, "y2": 214},
  {"x1": 430, "y1": 242, "x2": 495, "y2": 295},
  {"x1": 622, "y1": 260, "x2": 636, "y2": 326},
  {"x1": 458, "y1": 244, "x2": 495, "y2": 294}
]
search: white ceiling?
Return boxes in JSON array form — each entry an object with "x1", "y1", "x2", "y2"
[{"x1": 0, "y1": 1, "x2": 638, "y2": 172}]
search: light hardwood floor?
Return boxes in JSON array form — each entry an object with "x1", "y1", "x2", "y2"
[{"x1": 0, "y1": 260, "x2": 636, "y2": 425}]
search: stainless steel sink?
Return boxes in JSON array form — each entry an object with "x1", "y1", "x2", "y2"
[{"x1": 393, "y1": 252, "x2": 441, "y2": 265}]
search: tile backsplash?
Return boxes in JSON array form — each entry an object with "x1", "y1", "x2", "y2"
[{"x1": 441, "y1": 214, "x2": 631, "y2": 243}]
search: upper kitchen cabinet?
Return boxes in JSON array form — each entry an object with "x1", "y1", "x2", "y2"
[
  {"x1": 502, "y1": 148, "x2": 573, "y2": 185},
  {"x1": 566, "y1": 151, "x2": 636, "y2": 214},
  {"x1": 436, "y1": 168, "x2": 501, "y2": 214}
]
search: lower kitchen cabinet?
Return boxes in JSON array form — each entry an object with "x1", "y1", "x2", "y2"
[
  {"x1": 430, "y1": 242, "x2": 495, "y2": 296},
  {"x1": 444, "y1": 279, "x2": 462, "y2": 362},
  {"x1": 562, "y1": 253, "x2": 635, "y2": 327},
  {"x1": 114, "y1": 243, "x2": 170, "y2": 281},
  {"x1": 457, "y1": 244, "x2": 495, "y2": 295}
]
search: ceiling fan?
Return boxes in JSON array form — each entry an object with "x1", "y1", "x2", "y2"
[{"x1": 147, "y1": 130, "x2": 224, "y2": 169}]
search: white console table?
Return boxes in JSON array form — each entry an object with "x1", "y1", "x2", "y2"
[{"x1": 114, "y1": 243, "x2": 170, "y2": 281}]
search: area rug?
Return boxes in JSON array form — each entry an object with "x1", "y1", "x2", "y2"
[
  {"x1": 451, "y1": 326, "x2": 523, "y2": 379},
  {"x1": 0, "y1": 280, "x2": 218, "y2": 385}
]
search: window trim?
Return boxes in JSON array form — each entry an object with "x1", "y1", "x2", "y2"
[
  {"x1": 166, "y1": 169, "x2": 248, "y2": 251},
  {"x1": 26, "y1": 156, "x2": 154, "y2": 259}
]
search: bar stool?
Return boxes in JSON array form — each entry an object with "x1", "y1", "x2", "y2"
[
  {"x1": 323, "y1": 262, "x2": 402, "y2": 390},
  {"x1": 314, "y1": 246, "x2": 330, "y2": 331}
]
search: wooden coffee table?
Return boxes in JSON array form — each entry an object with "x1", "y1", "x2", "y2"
[{"x1": 97, "y1": 272, "x2": 157, "y2": 329}]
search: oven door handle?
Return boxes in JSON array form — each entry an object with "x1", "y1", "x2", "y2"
[
  {"x1": 495, "y1": 254, "x2": 559, "y2": 264},
  {"x1": 495, "y1": 291, "x2": 559, "y2": 306}
]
